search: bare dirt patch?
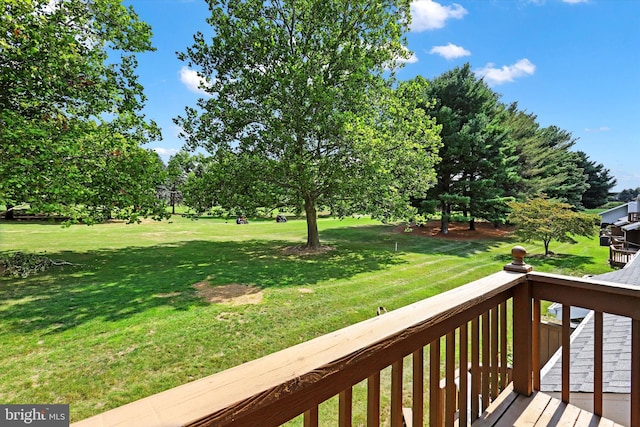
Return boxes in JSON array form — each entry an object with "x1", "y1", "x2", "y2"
[
  {"x1": 399, "y1": 220, "x2": 514, "y2": 241},
  {"x1": 193, "y1": 281, "x2": 263, "y2": 305}
]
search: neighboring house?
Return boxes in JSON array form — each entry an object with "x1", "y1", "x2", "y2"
[
  {"x1": 544, "y1": 202, "x2": 639, "y2": 358},
  {"x1": 540, "y1": 253, "x2": 640, "y2": 425},
  {"x1": 599, "y1": 200, "x2": 640, "y2": 226},
  {"x1": 546, "y1": 303, "x2": 590, "y2": 325},
  {"x1": 599, "y1": 199, "x2": 640, "y2": 267}
]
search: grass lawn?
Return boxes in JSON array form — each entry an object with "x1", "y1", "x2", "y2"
[{"x1": 0, "y1": 215, "x2": 613, "y2": 423}]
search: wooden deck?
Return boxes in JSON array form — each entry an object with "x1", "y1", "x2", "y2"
[{"x1": 473, "y1": 384, "x2": 624, "y2": 427}]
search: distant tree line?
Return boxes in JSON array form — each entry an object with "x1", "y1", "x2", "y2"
[{"x1": 615, "y1": 188, "x2": 640, "y2": 202}]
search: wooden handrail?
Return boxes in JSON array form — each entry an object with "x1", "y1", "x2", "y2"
[{"x1": 529, "y1": 272, "x2": 640, "y2": 318}]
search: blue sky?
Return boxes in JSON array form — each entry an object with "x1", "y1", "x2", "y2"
[{"x1": 125, "y1": 0, "x2": 639, "y2": 192}]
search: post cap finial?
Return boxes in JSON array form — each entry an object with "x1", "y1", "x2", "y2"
[{"x1": 504, "y1": 246, "x2": 532, "y2": 273}]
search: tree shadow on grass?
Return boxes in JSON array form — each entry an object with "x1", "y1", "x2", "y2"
[
  {"x1": 0, "y1": 239, "x2": 403, "y2": 334},
  {"x1": 527, "y1": 253, "x2": 601, "y2": 271},
  {"x1": 320, "y1": 223, "x2": 517, "y2": 258},
  {"x1": 492, "y1": 252, "x2": 600, "y2": 271}
]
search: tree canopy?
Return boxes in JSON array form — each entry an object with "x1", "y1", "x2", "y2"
[
  {"x1": 576, "y1": 150, "x2": 617, "y2": 209},
  {"x1": 507, "y1": 196, "x2": 598, "y2": 256},
  {"x1": 0, "y1": 0, "x2": 166, "y2": 223},
  {"x1": 413, "y1": 64, "x2": 517, "y2": 232},
  {"x1": 159, "y1": 151, "x2": 203, "y2": 215},
  {"x1": 504, "y1": 105, "x2": 589, "y2": 207},
  {"x1": 617, "y1": 188, "x2": 640, "y2": 202},
  {"x1": 176, "y1": 0, "x2": 441, "y2": 248},
  {"x1": 407, "y1": 70, "x2": 613, "y2": 236}
]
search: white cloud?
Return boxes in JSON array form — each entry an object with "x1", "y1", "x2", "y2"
[
  {"x1": 402, "y1": 53, "x2": 419, "y2": 64},
  {"x1": 523, "y1": 0, "x2": 589, "y2": 5},
  {"x1": 179, "y1": 66, "x2": 211, "y2": 95},
  {"x1": 398, "y1": 46, "x2": 419, "y2": 64},
  {"x1": 429, "y1": 43, "x2": 471, "y2": 60},
  {"x1": 154, "y1": 147, "x2": 180, "y2": 156},
  {"x1": 475, "y1": 59, "x2": 536, "y2": 85},
  {"x1": 585, "y1": 126, "x2": 611, "y2": 132},
  {"x1": 383, "y1": 46, "x2": 419, "y2": 70},
  {"x1": 410, "y1": 0, "x2": 467, "y2": 32}
]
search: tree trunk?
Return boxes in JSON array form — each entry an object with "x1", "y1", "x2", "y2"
[
  {"x1": 469, "y1": 217, "x2": 475, "y2": 230},
  {"x1": 171, "y1": 185, "x2": 176, "y2": 215},
  {"x1": 5, "y1": 204, "x2": 14, "y2": 220},
  {"x1": 544, "y1": 240, "x2": 550, "y2": 256},
  {"x1": 304, "y1": 194, "x2": 321, "y2": 248},
  {"x1": 440, "y1": 204, "x2": 449, "y2": 234}
]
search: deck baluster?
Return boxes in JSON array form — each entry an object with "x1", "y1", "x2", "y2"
[
  {"x1": 594, "y1": 310, "x2": 603, "y2": 416},
  {"x1": 459, "y1": 323, "x2": 468, "y2": 427},
  {"x1": 391, "y1": 361, "x2": 403, "y2": 427},
  {"x1": 430, "y1": 339, "x2": 442, "y2": 427},
  {"x1": 471, "y1": 317, "x2": 481, "y2": 423},
  {"x1": 367, "y1": 373, "x2": 380, "y2": 427},
  {"x1": 412, "y1": 349, "x2": 424, "y2": 426},
  {"x1": 562, "y1": 304, "x2": 571, "y2": 403},
  {"x1": 445, "y1": 331, "x2": 456, "y2": 426}
]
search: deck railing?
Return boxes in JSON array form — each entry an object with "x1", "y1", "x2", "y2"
[
  {"x1": 610, "y1": 244, "x2": 638, "y2": 267},
  {"x1": 528, "y1": 272, "x2": 640, "y2": 426},
  {"x1": 72, "y1": 248, "x2": 640, "y2": 427},
  {"x1": 629, "y1": 212, "x2": 640, "y2": 222}
]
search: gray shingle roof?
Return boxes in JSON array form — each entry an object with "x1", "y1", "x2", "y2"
[
  {"x1": 596, "y1": 254, "x2": 640, "y2": 286},
  {"x1": 540, "y1": 254, "x2": 640, "y2": 394},
  {"x1": 540, "y1": 311, "x2": 632, "y2": 393}
]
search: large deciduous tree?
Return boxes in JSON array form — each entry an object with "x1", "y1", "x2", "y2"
[
  {"x1": 176, "y1": 0, "x2": 441, "y2": 248},
  {"x1": 508, "y1": 196, "x2": 598, "y2": 256},
  {"x1": 0, "y1": 0, "x2": 166, "y2": 223},
  {"x1": 159, "y1": 151, "x2": 202, "y2": 215}
]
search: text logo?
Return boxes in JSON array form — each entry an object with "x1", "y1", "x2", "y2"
[{"x1": 1, "y1": 405, "x2": 69, "y2": 427}]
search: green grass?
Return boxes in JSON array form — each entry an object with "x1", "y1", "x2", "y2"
[{"x1": 0, "y1": 215, "x2": 613, "y2": 422}]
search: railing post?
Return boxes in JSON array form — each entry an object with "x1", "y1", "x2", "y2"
[
  {"x1": 632, "y1": 319, "x2": 640, "y2": 427},
  {"x1": 505, "y1": 246, "x2": 533, "y2": 397}
]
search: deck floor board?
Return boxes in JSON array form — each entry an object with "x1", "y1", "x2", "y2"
[{"x1": 471, "y1": 384, "x2": 625, "y2": 427}]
